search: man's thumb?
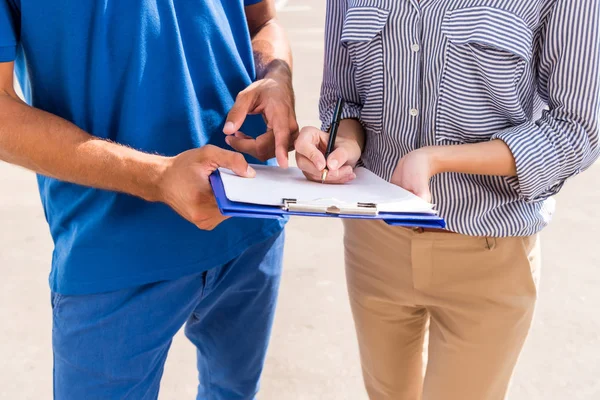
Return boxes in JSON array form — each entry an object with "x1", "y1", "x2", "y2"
[{"x1": 216, "y1": 148, "x2": 255, "y2": 178}]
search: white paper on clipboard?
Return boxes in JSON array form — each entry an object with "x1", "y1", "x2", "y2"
[{"x1": 218, "y1": 164, "x2": 435, "y2": 214}]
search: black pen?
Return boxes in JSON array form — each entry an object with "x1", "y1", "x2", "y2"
[{"x1": 321, "y1": 98, "x2": 345, "y2": 183}]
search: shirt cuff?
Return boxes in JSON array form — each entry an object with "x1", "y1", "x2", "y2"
[
  {"x1": 492, "y1": 123, "x2": 565, "y2": 202},
  {"x1": 0, "y1": 45, "x2": 16, "y2": 62},
  {"x1": 320, "y1": 101, "x2": 363, "y2": 132}
]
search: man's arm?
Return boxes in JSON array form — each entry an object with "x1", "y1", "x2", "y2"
[
  {"x1": 247, "y1": 0, "x2": 292, "y2": 81},
  {"x1": 223, "y1": 0, "x2": 297, "y2": 168},
  {"x1": 0, "y1": 62, "x2": 255, "y2": 230},
  {"x1": 0, "y1": 63, "x2": 166, "y2": 200}
]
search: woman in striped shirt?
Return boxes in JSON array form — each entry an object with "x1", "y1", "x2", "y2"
[{"x1": 295, "y1": 1, "x2": 600, "y2": 399}]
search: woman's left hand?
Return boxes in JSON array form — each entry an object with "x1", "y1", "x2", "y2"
[{"x1": 391, "y1": 148, "x2": 437, "y2": 203}]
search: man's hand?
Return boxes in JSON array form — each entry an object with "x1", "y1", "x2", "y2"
[
  {"x1": 225, "y1": 0, "x2": 296, "y2": 168},
  {"x1": 1, "y1": 61, "x2": 252, "y2": 232},
  {"x1": 157, "y1": 145, "x2": 256, "y2": 231},
  {"x1": 223, "y1": 70, "x2": 297, "y2": 168},
  {"x1": 295, "y1": 125, "x2": 362, "y2": 184}
]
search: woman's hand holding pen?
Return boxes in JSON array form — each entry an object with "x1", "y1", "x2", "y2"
[{"x1": 295, "y1": 122, "x2": 364, "y2": 184}]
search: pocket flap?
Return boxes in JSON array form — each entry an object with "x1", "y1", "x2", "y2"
[
  {"x1": 341, "y1": 6, "x2": 390, "y2": 45},
  {"x1": 442, "y1": 6, "x2": 533, "y2": 62}
]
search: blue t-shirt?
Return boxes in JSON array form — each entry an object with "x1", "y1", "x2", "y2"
[{"x1": 0, "y1": 0, "x2": 285, "y2": 295}]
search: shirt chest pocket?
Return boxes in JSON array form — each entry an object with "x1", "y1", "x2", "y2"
[
  {"x1": 340, "y1": 5, "x2": 390, "y2": 134},
  {"x1": 436, "y1": 6, "x2": 533, "y2": 144}
]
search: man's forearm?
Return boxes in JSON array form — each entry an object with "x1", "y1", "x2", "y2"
[
  {"x1": 251, "y1": 19, "x2": 292, "y2": 82},
  {"x1": 427, "y1": 140, "x2": 517, "y2": 177},
  {"x1": 0, "y1": 94, "x2": 166, "y2": 201}
]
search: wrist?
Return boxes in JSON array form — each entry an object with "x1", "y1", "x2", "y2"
[
  {"x1": 343, "y1": 140, "x2": 363, "y2": 168},
  {"x1": 339, "y1": 119, "x2": 366, "y2": 153},
  {"x1": 134, "y1": 154, "x2": 171, "y2": 203},
  {"x1": 262, "y1": 60, "x2": 292, "y2": 84},
  {"x1": 418, "y1": 146, "x2": 448, "y2": 176}
]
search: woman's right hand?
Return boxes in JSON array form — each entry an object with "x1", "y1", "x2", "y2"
[{"x1": 294, "y1": 125, "x2": 362, "y2": 184}]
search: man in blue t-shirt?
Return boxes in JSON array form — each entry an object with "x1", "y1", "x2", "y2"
[{"x1": 0, "y1": 0, "x2": 296, "y2": 398}]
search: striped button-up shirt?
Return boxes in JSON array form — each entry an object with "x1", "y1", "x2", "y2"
[{"x1": 320, "y1": 0, "x2": 600, "y2": 237}]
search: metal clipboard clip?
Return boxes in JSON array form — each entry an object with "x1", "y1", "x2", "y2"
[{"x1": 282, "y1": 199, "x2": 378, "y2": 216}]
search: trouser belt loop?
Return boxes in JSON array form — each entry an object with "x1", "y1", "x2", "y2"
[{"x1": 485, "y1": 237, "x2": 497, "y2": 250}]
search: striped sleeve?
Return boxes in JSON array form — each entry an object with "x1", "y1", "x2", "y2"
[
  {"x1": 492, "y1": 0, "x2": 600, "y2": 202},
  {"x1": 0, "y1": 1, "x2": 18, "y2": 62},
  {"x1": 319, "y1": 0, "x2": 363, "y2": 131}
]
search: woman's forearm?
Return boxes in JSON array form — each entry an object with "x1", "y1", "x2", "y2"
[{"x1": 427, "y1": 140, "x2": 517, "y2": 177}]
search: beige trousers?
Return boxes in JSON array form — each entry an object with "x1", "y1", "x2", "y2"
[{"x1": 343, "y1": 219, "x2": 541, "y2": 400}]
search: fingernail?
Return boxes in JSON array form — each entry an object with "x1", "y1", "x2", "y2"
[
  {"x1": 225, "y1": 136, "x2": 231, "y2": 145},
  {"x1": 329, "y1": 159, "x2": 339, "y2": 170},
  {"x1": 246, "y1": 166, "x2": 256, "y2": 177},
  {"x1": 224, "y1": 122, "x2": 235, "y2": 133}
]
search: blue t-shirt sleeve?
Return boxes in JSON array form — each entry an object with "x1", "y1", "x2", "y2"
[
  {"x1": 244, "y1": 0, "x2": 263, "y2": 6},
  {"x1": 0, "y1": 1, "x2": 18, "y2": 62}
]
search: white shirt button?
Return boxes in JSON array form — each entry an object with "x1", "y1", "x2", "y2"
[
  {"x1": 411, "y1": 43, "x2": 420, "y2": 52},
  {"x1": 410, "y1": 108, "x2": 419, "y2": 117}
]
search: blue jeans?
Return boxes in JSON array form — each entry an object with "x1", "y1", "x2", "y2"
[{"x1": 51, "y1": 231, "x2": 284, "y2": 400}]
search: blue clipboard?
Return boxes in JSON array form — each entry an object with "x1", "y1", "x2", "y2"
[{"x1": 210, "y1": 170, "x2": 446, "y2": 229}]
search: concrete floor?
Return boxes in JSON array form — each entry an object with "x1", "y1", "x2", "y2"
[{"x1": 1, "y1": 0, "x2": 599, "y2": 399}]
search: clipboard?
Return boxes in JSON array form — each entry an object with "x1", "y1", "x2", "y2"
[{"x1": 209, "y1": 168, "x2": 446, "y2": 229}]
